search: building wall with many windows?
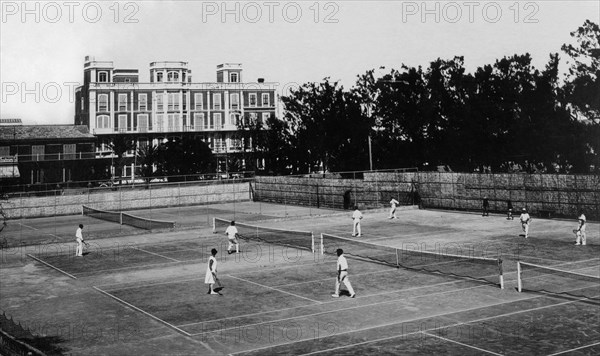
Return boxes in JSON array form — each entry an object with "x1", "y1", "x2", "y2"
[{"x1": 75, "y1": 56, "x2": 277, "y2": 175}]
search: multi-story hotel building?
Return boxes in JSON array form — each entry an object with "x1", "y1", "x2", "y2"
[{"x1": 75, "y1": 56, "x2": 277, "y2": 177}]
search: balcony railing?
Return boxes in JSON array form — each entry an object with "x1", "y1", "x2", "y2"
[{"x1": 15, "y1": 152, "x2": 96, "y2": 161}]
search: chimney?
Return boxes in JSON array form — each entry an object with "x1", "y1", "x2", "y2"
[{"x1": 257, "y1": 78, "x2": 265, "y2": 83}]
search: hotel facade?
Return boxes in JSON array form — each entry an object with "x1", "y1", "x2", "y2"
[{"x1": 75, "y1": 56, "x2": 278, "y2": 177}]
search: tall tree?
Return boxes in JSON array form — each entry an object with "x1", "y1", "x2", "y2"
[{"x1": 281, "y1": 79, "x2": 371, "y2": 173}]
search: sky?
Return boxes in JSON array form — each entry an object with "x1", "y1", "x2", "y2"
[{"x1": 1, "y1": 0, "x2": 598, "y2": 125}]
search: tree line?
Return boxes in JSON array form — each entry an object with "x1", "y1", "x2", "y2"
[{"x1": 247, "y1": 20, "x2": 599, "y2": 175}]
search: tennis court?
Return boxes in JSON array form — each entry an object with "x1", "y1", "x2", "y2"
[{"x1": 2, "y1": 206, "x2": 599, "y2": 355}]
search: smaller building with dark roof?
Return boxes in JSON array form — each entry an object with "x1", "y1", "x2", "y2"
[{"x1": 0, "y1": 125, "x2": 99, "y2": 189}]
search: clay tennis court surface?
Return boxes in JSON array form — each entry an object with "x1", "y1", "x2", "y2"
[{"x1": 1, "y1": 204, "x2": 599, "y2": 355}]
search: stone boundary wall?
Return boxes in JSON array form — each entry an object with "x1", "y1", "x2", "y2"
[
  {"x1": 252, "y1": 176, "x2": 415, "y2": 210},
  {"x1": 2, "y1": 182, "x2": 250, "y2": 219},
  {"x1": 253, "y1": 173, "x2": 599, "y2": 219}
]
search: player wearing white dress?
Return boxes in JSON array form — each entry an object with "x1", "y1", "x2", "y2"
[
  {"x1": 519, "y1": 208, "x2": 531, "y2": 238},
  {"x1": 205, "y1": 248, "x2": 221, "y2": 295},
  {"x1": 75, "y1": 224, "x2": 85, "y2": 257},
  {"x1": 332, "y1": 249, "x2": 355, "y2": 298},
  {"x1": 352, "y1": 206, "x2": 362, "y2": 237},
  {"x1": 225, "y1": 221, "x2": 239, "y2": 254},
  {"x1": 575, "y1": 213, "x2": 586, "y2": 245},
  {"x1": 389, "y1": 198, "x2": 400, "y2": 219}
]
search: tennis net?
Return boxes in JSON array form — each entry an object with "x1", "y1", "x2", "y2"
[
  {"x1": 82, "y1": 205, "x2": 121, "y2": 224},
  {"x1": 82, "y1": 205, "x2": 175, "y2": 230},
  {"x1": 321, "y1": 233, "x2": 503, "y2": 288},
  {"x1": 517, "y1": 261, "x2": 600, "y2": 301},
  {"x1": 213, "y1": 217, "x2": 314, "y2": 252},
  {"x1": 121, "y1": 212, "x2": 175, "y2": 230}
]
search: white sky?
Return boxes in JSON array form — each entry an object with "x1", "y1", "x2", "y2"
[{"x1": 1, "y1": 0, "x2": 598, "y2": 125}]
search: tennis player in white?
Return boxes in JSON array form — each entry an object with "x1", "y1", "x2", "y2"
[
  {"x1": 75, "y1": 224, "x2": 85, "y2": 257},
  {"x1": 519, "y1": 208, "x2": 531, "y2": 238},
  {"x1": 575, "y1": 212, "x2": 586, "y2": 245},
  {"x1": 225, "y1": 221, "x2": 239, "y2": 254},
  {"x1": 332, "y1": 248, "x2": 355, "y2": 298},
  {"x1": 205, "y1": 248, "x2": 221, "y2": 295},
  {"x1": 352, "y1": 206, "x2": 362, "y2": 237},
  {"x1": 389, "y1": 198, "x2": 400, "y2": 219}
]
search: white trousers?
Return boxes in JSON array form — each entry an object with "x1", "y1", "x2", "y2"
[
  {"x1": 353, "y1": 220, "x2": 361, "y2": 236},
  {"x1": 335, "y1": 271, "x2": 355, "y2": 295}
]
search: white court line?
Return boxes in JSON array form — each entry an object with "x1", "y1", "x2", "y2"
[
  {"x1": 17, "y1": 222, "x2": 38, "y2": 231},
  {"x1": 133, "y1": 247, "x2": 181, "y2": 262},
  {"x1": 93, "y1": 286, "x2": 192, "y2": 337},
  {"x1": 26, "y1": 254, "x2": 77, "y2": 280},
  {"x1": 183, "y1": 281, "x2": 488, "y2": 331},
  {"x1": 226, "y1": 275, "x2": 321, "y2": 304},
  {"x1": 547, "y1": 341, "x2": 600, "y2": 356},
  {"x1": 422, "y1": 331, "x2": 503, "y2": 356},
  {"x1": 289, "y1": 295, "x2": 596, "y2": 356}
]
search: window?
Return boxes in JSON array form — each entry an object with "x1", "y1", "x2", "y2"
[
  {"x1": 249, "y1": 93, "x2": 257, "y2": 107},
  {"x1": 32, "y1": 145, "x2": 45, "y2": 161},
  {"x1": 96, "y1": 115, "x2": 110, "y2": 129},
  {"x1": 230, "y1": 72, "x2": 239, "y2": 82},
  {"x1": 63, "y1": 144, "x2": 76, "y2": 160},
  {"x1": 138, "y1": 114, "x2": 149, "y2": 132},
  {"x1": 98, "y1": 94, "x2": 108, "y2": 111},
  {"x1": 194, "y1": 93, "x2": 203, "y2": 110},
  {"x1": 98, "y1": 71, "x2": 108, "y2": 82},
  {"x1": 262, "y1": 93, "x2": 270, "y2": 106},
  {"x1": 167, "y1": 71, "x2": 179, "y2": 82},
  {"x1": 156, "y1": 114, "x2": 164, "y2": 131},
  {"x1": 156, "y1": 93, "x2": 164, "y2": 111},
  {"x1": 249, "y1": 112, "x2": 258, "y2": 123},
  {"x1": 194, "y1": 113, "x2": 204, "y2": 130},
  {"x1": 138, "y1": 94, "x2": 147, "y2": 111},
  {"x1": 262, "y1": 112, "x2": 270, "y2": 125},
  {"x1": 118, "y1": 115, "x2": 128, "y2": 132},
  {"x1": 118, "y1": 94, "x2": 127, "y2": 111},
  {"x1": 168, "y1": 114, "x2": 179, "y2": 131},
  {"x1": 230, "y1": 113, "x2": 240, "y2": 126},
  {"x1": 81, "y1": 97, "x2": 84, "y2": 111},
  {"x1": 213, "y1": 93, "x2": 221, "y2": 110},
  {"x1": 156, "y1": 72, "x2": 163, "y2": 82},
  {"x1": 230, "y1": 93, "x2": 239, "y2": 110},
  {"x1": 168, "y1": 93, "x2": 180, "y2": 111},
  {"x1": 214, "y1": 113, "x2": 223, "y2": 129}
]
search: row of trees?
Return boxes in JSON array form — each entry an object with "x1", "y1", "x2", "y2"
[
  {"x1": 88, "y1": 21, "x2": 598, "y2": 180},
  {"x1": 247, "y1": 20, "x2": 599, "y2": 174}
]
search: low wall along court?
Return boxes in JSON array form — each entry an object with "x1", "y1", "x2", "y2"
[{"x1": 253, "y1": 172, "x2": 599, "y2": 220}]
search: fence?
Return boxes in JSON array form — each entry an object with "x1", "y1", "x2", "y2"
[
  {"x1": 1, "y1": 179, "x2": 252, "y2": 220},
  {"x1": 0, "y1": 312, "x2": 47, "y2": 356},
  {"x1": 252, "y1": 169, "x2": 420, "y2": 210},
  {"x1": 252, "y1": 171, "x2": 600, "y2": 220}
]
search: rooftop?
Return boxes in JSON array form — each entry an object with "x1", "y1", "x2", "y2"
[{"x1": 0, "y1": 125, "x2": 95, "y2": 141}]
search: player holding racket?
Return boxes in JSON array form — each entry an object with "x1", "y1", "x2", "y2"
[
  {"x1": 205, "y1": 248, "x2": 222, "y2": 295},
  {"x1": 225, "y1": 221, "x2": 240, "y2": 254},
  {"x1": 75, "y1": 224, "x2": 88, "y2": 257},
  {"x1": 332, "y1": 249, "x2": 355, "y2": 298},
  {"x1": 389, "y1": 198, "x2": 400, "y2": 219},
  {"x1": 574, "y1": 212, "x2": 586, "y2": 245}
]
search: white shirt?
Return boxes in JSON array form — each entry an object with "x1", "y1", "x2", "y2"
[
  {"x1": 390, "y1": 199, "x2": 399, "y2": 207},
  {"x1": 208, "y1": 256, "x2": 217, "y2": 273},
  {"x1": 578, "y1": 214, "x2": 586, "y2": 223},
  {"x1": 352, "y1": 210, "x2": 363, "y2": 221},
  {"x1": 76, "y1": 227, "x2": 83, "y2": 242},
  {"x1": 225, "y1": 225, "x2": 238, "y2": 240},
  {"x1": 520, "y1": 213, "x2": 530, "y2": 223},
  {"x1": 337, "y1": 255, "x2": 349, "y2": 271}
]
